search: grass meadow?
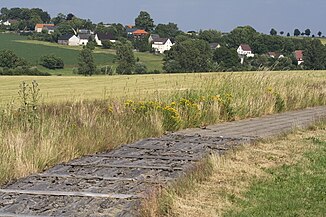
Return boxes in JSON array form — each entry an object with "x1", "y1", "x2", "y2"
[
  {"x1": 142, "y1": 123, "x2": 326, "y2": 217},
  {"x1": 0, "y1": 33, "x2": 163, "y2": 75},
  {"x1": 0, "y1": 70, "x2": 325, "y2": 186}
]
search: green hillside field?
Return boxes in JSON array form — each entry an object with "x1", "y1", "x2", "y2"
[{"x1": 0, "y1": 33, "x2": 163, "y2": 75}]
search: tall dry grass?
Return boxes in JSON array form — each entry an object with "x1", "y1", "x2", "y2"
[{"x1": 0, "y1": 72, "x2": 325, "y2": 185}]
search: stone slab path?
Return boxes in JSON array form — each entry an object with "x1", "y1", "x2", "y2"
[{"x1": 0, "y1": 106, "x2": 325, "y2": 217}]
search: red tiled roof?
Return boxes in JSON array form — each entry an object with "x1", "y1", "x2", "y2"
[
  {"x1": 35, "y1": 23, "x2": 54, "y2": 28},
  {"x1": 132, "y1": 29, "x2": 149, "y2": 35},
  {"x1": 294, "y1": 50, "x2": 303, "y2": 60},
  {"x1": 240, "y1": 44, "x2": 252, "y2": 51}
]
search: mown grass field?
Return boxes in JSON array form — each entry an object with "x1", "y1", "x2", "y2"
[
  {"x1": 0, "y1": 73, "x2": 215, "y2": 105},
  {"x1": 0, "y1": 33, "x2": 163, "y2": 75},
  {"x1": 1, "y1": 70, "x2": 325, "y2": 106}
]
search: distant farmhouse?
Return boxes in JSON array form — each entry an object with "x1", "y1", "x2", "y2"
[
  {"x1": 209, "y1": 42, "x2": 221, "y2": 50},
  {"x1": 294, "y1": 50, "x2": 304, "y2": 65},
  {"x1": 58, "y1": 34, "x2": 79, "y2": 46},
  {"x1": 267, "y1": 52, "x2": 284, "y2": 59},
  {"x1": 132, "y1": 29, "x2": 149, "y2": 39},
  {"x1": 148, "y1": 34, "x2": 160, "y2": 43},
  {"x1": 2, "y1": 19, "x2": 18, "y2": 26},
  {"x1": 35, "y1": 24, "x2": 55, "y2": 33},
  {"x1": 78, "y1": 33, "x2": 91, "y2": 45},
  {"x1": 126, "y1": 27, "x2": 149, "y2": 39},
  {"x1": 151, "y1": 37, "x2": 174, "y2": 54},
  {"x1": 95, "y1": 33, "x2": 116, "y2": 46},
  {"x1": 237, "y1": 44, "x2": 254, "y2": 64}
]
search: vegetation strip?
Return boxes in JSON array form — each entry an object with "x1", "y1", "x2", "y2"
[
  {"x1": 152, "y1": 123, "x2": 326, "y2": 217},
  {"x1": 0, "y1": 107, "x2": 325, "y2": 216}
]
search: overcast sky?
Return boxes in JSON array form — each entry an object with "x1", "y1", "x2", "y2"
[{"x1": 1, "y1": 0, "x2": 325, "y2": 34}]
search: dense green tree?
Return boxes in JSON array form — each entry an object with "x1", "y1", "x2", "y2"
[
  {"x1": 305, "y1": 29, "x2": 311, "y2": 37},
  {"x1": 252, "y1": 34, "x2": 284, "y2": 54},
  {"x1": 102, "y1": 40, "x2": 113, "y2": 49},
  {"x1": 0, "y1": 49, "x2": 27, "y2": 68},
  {"x1": 294, "y1": 29, "x2": 301, "y2": 36},
  {"x1": 198, "y1": 29, "x2": 222, "y2": 43},
  {"x1": 107, "y1": 23, "x2": 126, "y2": 38},
  {"x1": 163, "y1": 39, "x2": 212, "y2": 72},
  {"x1": 135, "y1": 11, "x2": 155, "y2": 31},
  {"x1": 225, "y1": 26, "x2": 259, "y2": 48},
  {"x1": 55, "y1": 23, "x2": 75, "y2": 36},
  {"x1": 213, "y1": 47, "x2": 240, "y2": 69},
  {"x1": 280, "y1": 31, "x2": 284, "y2": 36},
  {"x1": 116, "y1": 42, "x2": 136, "y2": 74},
  {"x1": 174, "y1": 34, "x2": 193, "y2": 43},
  {"x1": 85, "y1": 41, "x2": 96, "y2": 50},
  {"x1": 134, "y1": 62, "x2": 148, "y2": 74},
  {"x1": 39, "y1": 55, "x2": 64, "y2": 69},
  {"x1": 287, "y1": 33, "x2": 290, "y2": 37},
  {"x1": 132, "y1": 36, "x2": 150, "y2": 52},
  {"x1": 303, "y1": 40, "x2": 326, "y2": 70},
  {"x1": 0, "y1": 7, "x2": 50, "y2": 25},
  {"x1": 270, "y1": 28, "x2": 277, "y2": 36},
  {"x1": 154, "y1": 23, "x2": 180, "y2": 39},
  {"x1": 66, "y1": 13, "x2": 75, "y2": 21},
  {"x1": 318, "y1": 31, "x2": 322, "y2": 37},
  {"x1": 78, "y1": 48, "x2": 96, "y2": 76},
  {"x1": 51, "y1": 13, "x2": 66, "y2": 25}
]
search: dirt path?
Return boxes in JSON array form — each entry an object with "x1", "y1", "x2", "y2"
[{"x1": 0, "y1": 106, "x2": 325, "y2": 217}]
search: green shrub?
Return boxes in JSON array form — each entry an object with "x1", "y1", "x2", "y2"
[{"x1": 39, "y1": 55, "x2": 64, "y2": 69}]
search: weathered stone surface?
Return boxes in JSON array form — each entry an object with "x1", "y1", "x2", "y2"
[{"x1": 0, "y1": 106, "x2": 325, "y2": 216}]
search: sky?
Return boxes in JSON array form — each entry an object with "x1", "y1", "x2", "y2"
[{"x1": 1, "y1": 0, "x2": 325, "y2": 34}]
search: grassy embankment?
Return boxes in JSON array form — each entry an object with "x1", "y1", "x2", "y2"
[
  {"x1": 0, "y1": 71, "x2": 325, "y2": 186},
  {"x1": 0, "y1": 33, "x2": 163, "y2": 75},
  {"x1": 319, "y1": 37, "x2": 326, "y2": 45},
  {"x1": 142, "y1": 123, "x2": 326, "y2": 217}
]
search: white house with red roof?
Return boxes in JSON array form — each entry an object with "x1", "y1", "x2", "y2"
[
  {"x1": 294, "y1": 50, "x2": 304, "y2": 65},
  {"x1": 237, "y1": 44, "x2": 254, "y2": 64},
  {"x1": 151, "y1": 38, "x2": 174, "y2": 54},
  {"x1": 35, "y1": 24, "x2": 55, "y2": 33},
  {"x1": 237, "y1": 44, "x2": 254, "y2": 57}
]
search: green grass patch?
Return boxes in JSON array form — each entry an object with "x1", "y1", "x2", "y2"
[
  {"x1": 0, "y1": 33, "x2": 114, "y2": 68},
  {"x1": 0, "y1": 33, "x2": 163, "y2": 74},
  {"x1": 226, "y1": 133, "x2": 326, "y2": 217}
]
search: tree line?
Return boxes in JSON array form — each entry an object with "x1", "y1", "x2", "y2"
[{"x1": 1, "y1": 8, "x2": 326, "y2": 75}]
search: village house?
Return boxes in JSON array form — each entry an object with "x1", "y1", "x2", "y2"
[
  {"x1": 148, "y1": 34, "x2": 160, "y2": 43},
  {"x1": 78, "y1": 29, "x2": 93, "y2": 34},
  {"x1": 78, "y1": 33, "x2": 91, "y2": 45},
  {"x1": 267, "y1": 52, "x2": 284, "y2": 59},
  {"x1": 209, "y1": 42, "x2": 221, "y2": 50},
  {"x1": 95, "y1": 33, "x2": 116, "y2": 46},
  {"x1": 237, "y1": 44, "x2": 254, "y2": 64},
  {"x1": 237, "y1": 44, "x2": 254, "y2": 57},
  {"x1": 58, "y1": 34, "x2": 80, "y2": 46},
  {"x1": 43, "y1": 26, "x2": 56, "y2": 34},
  {"x1": 126, "y1": 28, "x2": 138, "y2": 38},
  {"x1": 294, "y1": 50, "x2": 304, "y2": 65},
  {"x1": 2, "y1": 19, "x2": 18, "y2": 26},
  {"x1": 151, "y1": 38, "x2": 174, "y2": 54},
  {"x1": 35, "y1": 23, "x2": 55, "y2": 33},
  {"x1": 132, "y1": 29, "x2": 149, "y2": 39}
]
